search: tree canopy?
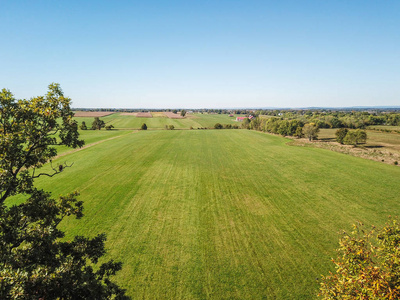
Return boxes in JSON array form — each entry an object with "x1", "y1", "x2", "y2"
[
  {"x1": 0, "y1": 84, "x2": 129, "y2": 299},
  {"x1": 320, "y1": 219, "x2": 400, "y2": 299}
]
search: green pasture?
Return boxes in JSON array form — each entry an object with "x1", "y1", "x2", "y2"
[
  {"x1": 319, "y1": 128, "x2": 400, "y2": 154},
  {"x1": 73, "y1": 113, "x2": 240, "y2": 129},
  {"x1": 8, "y1": 130, "x2": 400, "y2": 299}
]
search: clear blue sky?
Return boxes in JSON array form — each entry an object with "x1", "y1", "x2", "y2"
[{"x1": 1, "y1": 0, "x2": 399, "y2": 108}]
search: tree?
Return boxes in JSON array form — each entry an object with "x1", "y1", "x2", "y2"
[
  {"x1": 214, "y1": 123, "x2": 223, "y2": 129},
  {"x1": 241, "y1": 118, "x2": 251, "y2": 129},
  {"x1": 180, "y1": 110, "x2": 186, "y2": 117},
  {"x1": 335, "y1": 128, "x2": 348, "y2": 144},
  {"x1": 319, "y1": 219, "x2": 400, "y2": 299},
  {"x1": 92, "y1": 117, "x2": 105, "y2": 130},
  {"x1": 294, "y1": 126, "x2": 304, "y2": 138},
  {"x1": 303, "y1": 123, "x2": 319, "y2": 141},
  {"x1": 343, "y1": 129, "x2": 367, "y2": 146},
  {"x1": 141, "y1": 123, "x2": 147, "y2": 130},
  {"x1": 80, "y1": 121, "x2": 88, "y2": 130},
  {"x1": 0, "y1": 84, "x2": 129, "y2": 299},
  {"x1": 168, "y1": 125, "x2": 175, "y2": 130}
]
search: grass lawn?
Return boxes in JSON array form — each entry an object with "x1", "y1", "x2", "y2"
[{"x1": 8, "y1": 130, "x2": 400, "y2": 299}]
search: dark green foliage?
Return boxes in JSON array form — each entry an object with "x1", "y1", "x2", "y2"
[
  {"x1": 141, "y1": 123, "x2": 147, "y2": 130},
  {"x1": 335, "y1": 128, "x2": 349, "y2": 144},
  {"x1": 168, "y1": 125, "x2": 175, "y2": 130},
  {"x1": 343, "y1": 129, "x2": 367, "y2": 146},
  {"x1": 92, "y1": 117, "x2": 105, "y2": 130},
  {"x1": 105, "y1": 124, "x2": 114, "y2": 130},
  {"x1": 294, "y1": 126, "x2": 304, "y2": 138},
  {"x1": 241, "y1": 118, "x2": 251, "y2": 129},
  {"x1": 214, "y1": 123, "x2": 223, "y2": 129},
  {"x1": 303, "y1": 123, "x2": 319, "y2": 141},
  {"x1": 0, "y1": 84, "x2": 129, "y2": 299},
  {"x1": 180, "y1": 110, "x2": 186, "y2": 117},
  {"x1": 80, "y1": 121, "x2": 88, "y2": 130}
]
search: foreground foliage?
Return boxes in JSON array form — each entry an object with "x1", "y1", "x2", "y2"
[
  {"x1": 0, "y1": 84, "x2": 128, "y2": 299},
  {"x1": 319, "y1": 219, "x2": 400, "y2": 299}
]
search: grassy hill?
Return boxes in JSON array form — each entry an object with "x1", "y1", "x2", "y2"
[{"x1": 8, "y1": 129, "x2": 400, "y2": 299}]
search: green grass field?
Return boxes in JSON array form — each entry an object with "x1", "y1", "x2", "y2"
[
  {"x1": 73, "y1": 113, "x2": 241, "y2": 129},
  {"x1": 8, "y1": 129, "x2": 400, "y2": 299}
]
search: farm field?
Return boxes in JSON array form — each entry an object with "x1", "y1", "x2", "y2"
[
  {"x1": 73, "y1": 112, "x2": 241, "y2": 129},
  {"x1": 319, "y1": 128, "x2": 400, "y2": 154},
  {"x1": 8, "y1": 129, "x2": 400, "y2": 299}
]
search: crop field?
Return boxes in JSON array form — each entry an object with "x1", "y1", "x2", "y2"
[
  {"x1": 73, "y1": 113, "x2": 241, "y2": 129},
  {"x1": 8, "y1": 127, "x2": 400, "y2": 299}
]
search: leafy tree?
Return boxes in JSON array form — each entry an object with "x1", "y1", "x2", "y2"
[
  {"x1": 92, "y1": 117, "x2": 105, "y2": 130},
  {"x1": 214, "y1": 123, "x2": 223, "y2": 129},
  {"x1": 241, "y1": 118, "x2": 251, "y2": 129},
  {"x1": 0, "y1": 84, "x2": 129, "y2": 299},
  {"x1": 319, "y1": 219, "x2": 400, "y2": 299},
  {"x1": 172, "y1": 109, "x2": 178, "y2": 114},
  {"x1": 141, "y1": 123, "x2": 147, "y2": 130},
  {"x1": 294, "y1": 126, "x2": 304, "y2": 138},
  {"x1": 303, "y1": 123, "x2": 320, "y2": 141},
  {"x1": 80, "y1": 121, "x2": 88, "y2": 130},
  {"x1": 343, "y1": 129, "x2": 367, "y2": 146},
  {"x1": 180, "y1": 110, "x2": 186, "y2": 117},
  {"x1": 335, "y1": 128, "x2": 348, "y2": 144}
]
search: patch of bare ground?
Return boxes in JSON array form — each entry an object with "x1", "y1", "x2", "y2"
[
  {"x1": 163, "y1": 112, "x2": 184, "y2": 119},
  {"x1": 151, "y1": 112, "x2": 167, "y2": 117},
  {"x1": 287, "y1": 138, "x2": 400, "y2": 166},
  {"x1": 120, "y1": 112, "x2": 137, "y2": 116},
  {"x1": 136, "y1": 112, "x2": 153, "y2": 118},
  {"x1": 73, "y1": 111, "x2": 115, "y2": 117}
]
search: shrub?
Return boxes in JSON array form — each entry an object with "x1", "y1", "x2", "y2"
[
  {"x1": 214, "y1": 123, "x2": 223, "y2": 129},
  {"x1": 80, "y1": 121, "x2": 87, "y2": 130},
  {"x1": 335, "y1": 128, "x2": 348, "y2": 144},
  {"x1": 141, "y1": 123, "x2": 147, "y2": 130}
]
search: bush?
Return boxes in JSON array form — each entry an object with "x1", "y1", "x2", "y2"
[
  {"x1": 141, "y1": 123, "x2": 147, "y2": 130},
  {"x1": 105, "y1": 125, "x2": 114, "y2": 130},
  {"x1": 168, "y1": 125, "x2": 175, "y2": 130},
  {"x1": 214, "y1": 123, "x2": 223, "y2": 129},
  {"x1": 80, "y1": 121, "x2": 87, "y2": 130},
  {"x1": 335, "y1": 128, "x2": 348, "y2": 144}
]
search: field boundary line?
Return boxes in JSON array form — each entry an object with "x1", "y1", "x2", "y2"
[{"x1": 55, "y1": 130, "x2": 138, "y2": 159}]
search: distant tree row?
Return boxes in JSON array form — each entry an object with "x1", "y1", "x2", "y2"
[
  {"x1": 80, "y1": 118, "x2": 113, "y2": 130},
  {"x1": 214, "y1": 123, "x2": 239, "y2": 129},
  {"x1": 242, "y1": 116, "x2": 367, "y2": 144},
  {"x1": 73, "y1": 108, "x2": 400, "y2": 129}
]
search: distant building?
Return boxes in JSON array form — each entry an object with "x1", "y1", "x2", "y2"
[{"x1": 236, "y1": 115, "x2": 254, "y2": 122}]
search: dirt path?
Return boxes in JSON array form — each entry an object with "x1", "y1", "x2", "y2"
[{"x1": 55, "y1": 130, "x2": 137, "y2": 159}]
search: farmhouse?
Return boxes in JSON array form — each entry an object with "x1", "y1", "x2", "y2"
[{"x1": 236, "y1": 115, "x2": 254, "y2": 122}]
